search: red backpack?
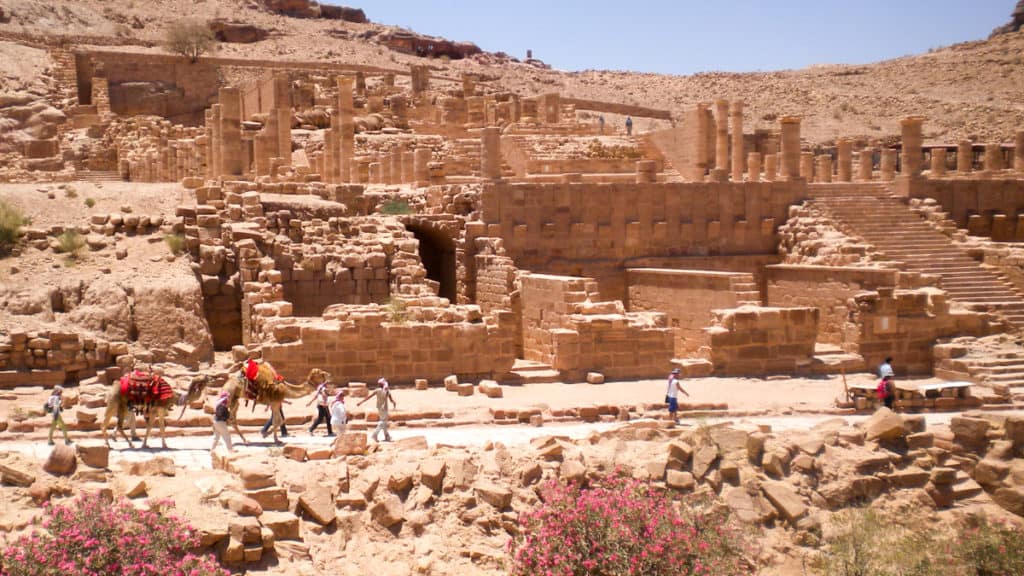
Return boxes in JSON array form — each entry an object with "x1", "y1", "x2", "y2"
[{"x1": 876, "y1": 379, "x2": 891, "y2": 400}]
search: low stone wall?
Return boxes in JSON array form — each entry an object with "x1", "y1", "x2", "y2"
[
  {"x1": 0, "y1": 332, "x2": 130, "y2": 388},
  {"x1": 520, "y1": 273, "x2": 673, "y2": 382},
  {"x1": 259, "y1": 306, "x2": 518, "y2": 385},
  {"x1": 900, "y1": 176, "x2": 1024, "y2": 239},
  {"x1": 705, "y1": 306, "x2": 819, "y2": 376},
  {"x1": 766, "y1": 265, "x2": 899, "y2": 344},
  {"x1": 627, "y1": 268, "x2": 758, "y2": 358}
]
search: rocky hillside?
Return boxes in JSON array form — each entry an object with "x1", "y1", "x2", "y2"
[{"x1": 0, "y1": 0, "x2": 1022, "y2": 145}]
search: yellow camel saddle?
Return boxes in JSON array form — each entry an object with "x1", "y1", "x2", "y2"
[{"x1": 119, "y1": 370, "x2": 172, "y2": 414}]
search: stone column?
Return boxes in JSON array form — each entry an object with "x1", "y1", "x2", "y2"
[
  {"x1": 369, "y1": 161, "x2": 381, "y2": 184},
  {"x1": 218, "y1": 88, "x2": 242, "y2": 177},
  {"x1": 543, "y1": 93, "x2": 561, "y2": 124},
  {"x1": 402, "y1": 150, "x2": 414, "y2": 184},
  {"x1": 324, "y1": 127, "x2": 336, "y2": 184},
  {"x1": 899, "y1": 116, "x2": 924, "y2": 176},
  {"x1": 857, "y1": 150, "x2": 873, "y2": 181},
  {"x1": 837, "y1": 139, "x2": 853, "y2": 182},
  {"x1": 880, "y1": 149, "x2": 897, "y2": 180},
  {"x1": 635, "y1": 160, "x2": 657, "y2": 183},
  {"x1": 1015, "y1": 130, "x2": 1024, "y2": 171},
  {"x1": 714, "y1": 99, "x2": 729, "y2": 172},
  {"x1": 389, "y1": 151, "x2": 402, "y2": 184},
  {"x1": 730, "y1": 101, "x2": 744, "y2": 181},
  {"x1": 763, "y1": 153, "x2": 777, "y2": 182},
  {"x1": 747, "y1": 152, "x2": 761, "y2": 181},
  {"x1": 337, "y1": 76, "x2": 355, "y2": 182},
  {"x1": 984, "y1": 143, "x2": 1003, "y2": 172},
  {"x1": 208, "y1": 106, "x2": 221, "y2": 179},
  {"x1": 779, "y1": 117, "x2": 802, "y2": 179},
  {"x1": 462, "y1": 74, "x2": 475, "y2": 98},
  {"x1": 380, "y1": 153, "x2": 392, "y2": 184},
  {"x1": 274, "y1": 74, "x2": 291, "y2": 166},
  {"x1": 931, "y1": 148, "x2": 947, "y2": 177},
  {"x1": 414, "y1": 147, "x2": 430, "y2": 185},
  {"x1": 264, "y1": 112, "x2": 280, "y2": 161},
  {"x1": 481, "y1": 126, "x2": 502, "y2": 180},
  {"x1": 957, "y1": 140, "x2": 973, "y2": 173},
  {"x1": 817, "y1": 155, "x2": 833, "y2": 183},
  {"x1": 800, "y1": 152, "x2": 814, "y2": 180},
  {"x1": 254, "y1": 133, "x2": 270, "y2": 177},
  {"x1": 355, "y1": 71, "x2": 366, "y2": 96}
]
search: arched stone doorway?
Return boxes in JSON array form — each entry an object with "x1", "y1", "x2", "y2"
[{"x1": 407, "y1": 225, "x2": 457, "y2": 302}]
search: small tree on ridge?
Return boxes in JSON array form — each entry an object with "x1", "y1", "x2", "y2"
[{"x1": 165, "y1": 18, "x2": 215, "y2": 63}]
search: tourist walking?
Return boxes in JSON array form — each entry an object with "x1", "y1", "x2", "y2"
[
  {"x1": 877, "y1": 374, "x2": 896, "y2": 410},
  {"x1": 878, "y1": 357, "x2": 894, "y2": 379},
  {"x1": 358, "y1": 378, "x2": 396, "y2": 442},
  {"x1": 307, "y1": 379, "x2": 333, "y2": 436},
  {"x1": 211, "y1": 390, "x2": 234, "y2": 453},
  {"x1": 329, "y1": 390, "x2": 347, "y2": 435},
  {"x1": 46, "y1": 385, "x2": 71, "y2": 446},
  {"x1": 598, "y1": 115, "x2": 605, "y2": 134},
  {"x1": 261, "y1": 401, "x2": 289, "y2": 438},
  {"x1": 625, "y1": 116, "x2": 633, "y2": 136},
  {"x1": 665, "y1": 368, "x2": 689, "y2": 424}
]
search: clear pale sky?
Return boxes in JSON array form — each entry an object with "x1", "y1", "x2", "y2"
[{"x1": 337, "y1": 0, "x2": 1012, "y2": 75}]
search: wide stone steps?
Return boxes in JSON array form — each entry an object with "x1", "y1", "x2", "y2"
[
  {"x1": 811, "y1": 193, "x2": 1024, "y2": 328},
  {"x1": 74, "y1": 170, "x2": 122, "y2": 182},
  {"x1": 507, "y1": 359, "x2": 562, "y2": 384}
]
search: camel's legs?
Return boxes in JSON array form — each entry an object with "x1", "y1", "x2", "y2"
[
  {"x1": 116, "y1": 408, "x2": 134, "y2": 447},
  {"x1": 141, "y1": 409, "x2": 154, "y2": 449},
  {"x1": 158, "y1": 409, "x2": 168, "y2": 449},
  {"x1": 231, "y1": 419, "x2": 248, "y2": 445}
]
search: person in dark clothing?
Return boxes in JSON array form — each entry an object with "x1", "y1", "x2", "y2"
[
  {"x1": 306, "y1": 381, "x2": 333, "y2": 436},
  {"x1": 261, "y1": 403, "x2": 288, "y2": 438}
]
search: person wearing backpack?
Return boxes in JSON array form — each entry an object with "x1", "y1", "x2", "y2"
[
  {"x1": 876, "y1": 375, "x2": 895, "y2": 410},
  {"x1": 46, "y1": 386, "x2": 71, "y2": 446}
]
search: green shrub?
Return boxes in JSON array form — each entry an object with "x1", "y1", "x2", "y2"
[
  {"x1": 56, "y1": 229, "x2": 85, "y2": 258},
  {"x1": 956, "y1": 516, "x2": 1024, "y2": 576},
  {"x1": 814, "y1": 508, "x2": 944, "y2": 576},
  {"x1": 0, "y1": 200, "x2": 28, "y2": 255},
  {"x1": 384, "y1": 297, "x2": 407, "y2": 323},
  {"x1": 63, "y1": 187, "x2": 77, "y2": 199},
  {"x1": 164, "y1": 18, "x2": 215, "y2": 63},
  {"x1": 379, "y1": 199, "x2": 413, "y2": 215},
  {"x1": 84, "y1": 197, "x2": 96, "y2": 208},
  {"x1": 164, "y1": 233, "x2": 186, "y2": 255}
]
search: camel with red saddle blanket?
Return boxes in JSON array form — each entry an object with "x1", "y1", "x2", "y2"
[
  {"x1": 100, "y1": 370, "x2": 208, "y2": 449},
  {"x1": 225, "y1": 360, "x2": 330, "y2": 444}
]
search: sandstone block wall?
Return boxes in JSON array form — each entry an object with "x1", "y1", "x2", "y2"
[
  {"x1": 626, "y1": 268, "x2": 760, "y2": 358},
  {"x1": 520, "y1": 274, "x2": 674, "y2": 381},
  {"x1": 706, "y1": 306, "x2": 819, "y2": 376},
  {"x1": 480, "y1": 181, "x2": 805, "y2": 299},
  {"x1": 900, "y1": 177, "x2": 1024, "y2": 240},
  {"x1": 766, "y1": 265, "x2": 899, "y2": 345},
  {"x1": 845, "y1": 288, "x2": 1004, "y2": 375},
  {"x1": 259, "y1": 306, "x2": 517, "y2": 385},
  {"x1": 0, "y1": 332, "x2": 125, "y2": 387}
]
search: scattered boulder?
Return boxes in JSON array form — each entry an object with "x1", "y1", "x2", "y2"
[
  {"x1": 298, "y1": 483, "x2": 336, "y2": 525},
  {"x1": 370, "y1": 495, "x2": 405, "y2": 527},
  {"x1": 474, "y1": 481, "x2": 512, "y2": 509},
  {"x1": 43, "y1": 444, "x2": 77, "y2": 476},
  {"x1": 333, "y1": 433, "x2": 368, "y2": 456},
  {"x1": 0, "y1": 461, "x2": 36, "y2": 487},
  {"x1": 418, "y1": 459, "x2": 446, "y2": 493},
  {"x1": 237, "y1": 461, "x2": 276, "y2": 489},
  {"x1": 864, "y1": 408, "x2": 905, "y2": 441},
  {"x1": 75, "y1": 443, "x2": 109, "y2": 469},
  {"x1": 762, "y1": 481, "x2": 807, "y2": 523}
]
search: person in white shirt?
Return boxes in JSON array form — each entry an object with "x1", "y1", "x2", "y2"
[
  {"x1": 306, "y1": 381, "x2": 333, "y2": 436},
  {"x1": 665, "y1": 368, "x2": 690, "y2": 424},
  {"x1": 46, "y1": 386, "x2": 71, "y2": 446},
  {"x1": 358, "y1": 378, "x2": 396, "y2": 442},
  {"x1": 329, "y1": 390, "x2": 347, "y2": 435},
  {"x1": 879, "y1": 357, "x2": 894, "y2": 380}
]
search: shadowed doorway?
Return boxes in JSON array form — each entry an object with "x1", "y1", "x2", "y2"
[{"x1": 408, "y1": 225, "x2": 457, "y2": 302}]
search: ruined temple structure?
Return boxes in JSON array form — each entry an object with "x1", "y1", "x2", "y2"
[{"x1": 2, "y1": 45, "x2": 1024, "y2": 411}]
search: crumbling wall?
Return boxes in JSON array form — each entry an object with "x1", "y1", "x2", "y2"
[
  {"x1": 766, "y1": 265, "x2": 899, "y2": 344},
  {"x1": 627, "y1": 268, "x2": 759, "y2": 358},
  {"x1": 705, "y1": 306, "x2": 819, "y2": 376},
  {"x1": 520, "y1": 273, "x2": 673, "y2": 381},
  {"x1": 845, "y1": 287, "x2": 1005, "y2": 375},
  {"x1": 900, "y1": 177, "x2": 1024, "y2": 239}
]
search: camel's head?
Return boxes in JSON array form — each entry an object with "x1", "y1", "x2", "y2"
[
  {"x1": 176, "y1": 376, "x2": 208, "y2": 419},
  {"x1": 307, "y1": 368, "x2": 331, "y2": 388}
]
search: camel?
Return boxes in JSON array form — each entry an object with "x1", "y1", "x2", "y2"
[
  {"x1": 100, "y1": 372, "x2": 208, "y2": 449},
  {"x1": 223, "y1": 362, "x2": 330, "y2": 445}
]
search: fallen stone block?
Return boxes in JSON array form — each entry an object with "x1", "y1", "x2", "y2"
[
  {"x1": 298, "y1": 483, "x2": 335, "y2": 525},
  {"x1": 43, "y1": 444, "x2": 76, "y2": 476},
  {"x1": 479, "y1": 380, "x2": 503, "y2": 398},
  {"x1": 762, "y1": 481, "x2": 807, "y2": 523}
]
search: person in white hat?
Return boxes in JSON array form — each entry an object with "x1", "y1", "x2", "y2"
[
  {"x1": 211, "y1": 390, "x2": 234, "y2": 453},
  {"x1": 358, "y1": 377, "x2": 396, "y2": 442},
  {"x1": 329, "y1": 389, "x2": 348, "y2": 435}
]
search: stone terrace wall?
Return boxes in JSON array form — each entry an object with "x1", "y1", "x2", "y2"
[
  {"x1": 520, "y1": 274, "x2": 673, "y2": 381},
  {"x1": 480, "y1": 181, "x2": 805, "y2": 299},
  {"x1": 705, "y1": 306, "x2": 819, "y2": 376},
  {"x1": 766, "y1": 265, "x2": 899, "y2": 345},
  {"x1": 626, "y1": 268, "x2": 760, "y2": 358},
  {"x1": 845, "y1": 287, "x2": 1005, "y2": 375},
  {"x1": 901, "y1": 177, "x2": 1024, "y2": 239},
  {"x1": 258, "y1": 306, "x2": 518, "y2": 385}
]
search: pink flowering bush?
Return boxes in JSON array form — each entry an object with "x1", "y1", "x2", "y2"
[
  {"x1": 509, "y1": 475, "x2": 749, "y2": 576},
  {"x1": 956, "y1": 516, "x2": 1024, "y2": 576},
  {"x1": 0, "y1": 492, "x2": 227, "y2": 576}
]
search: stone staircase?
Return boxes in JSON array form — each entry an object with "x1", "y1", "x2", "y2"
[
  {"x1": 74, "y1": 169, "x2": 122, "y2": 182},
  {"x1": 729, "y1": 275, "x2": 762, "y2": 306},
  {"x1": 445, "y1": 138, "x2": 514, "y2": 178},
  {"x1": 507, "y1": 359, "x2": 561, "y2": 384},
  {"x1": 808, "y1": 184, "x2": 1024, "y2": 329}
]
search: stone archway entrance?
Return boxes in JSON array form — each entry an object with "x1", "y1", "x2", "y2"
[{"x1": 408, "y1": 225, "x2": 457, "y2": 302}]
